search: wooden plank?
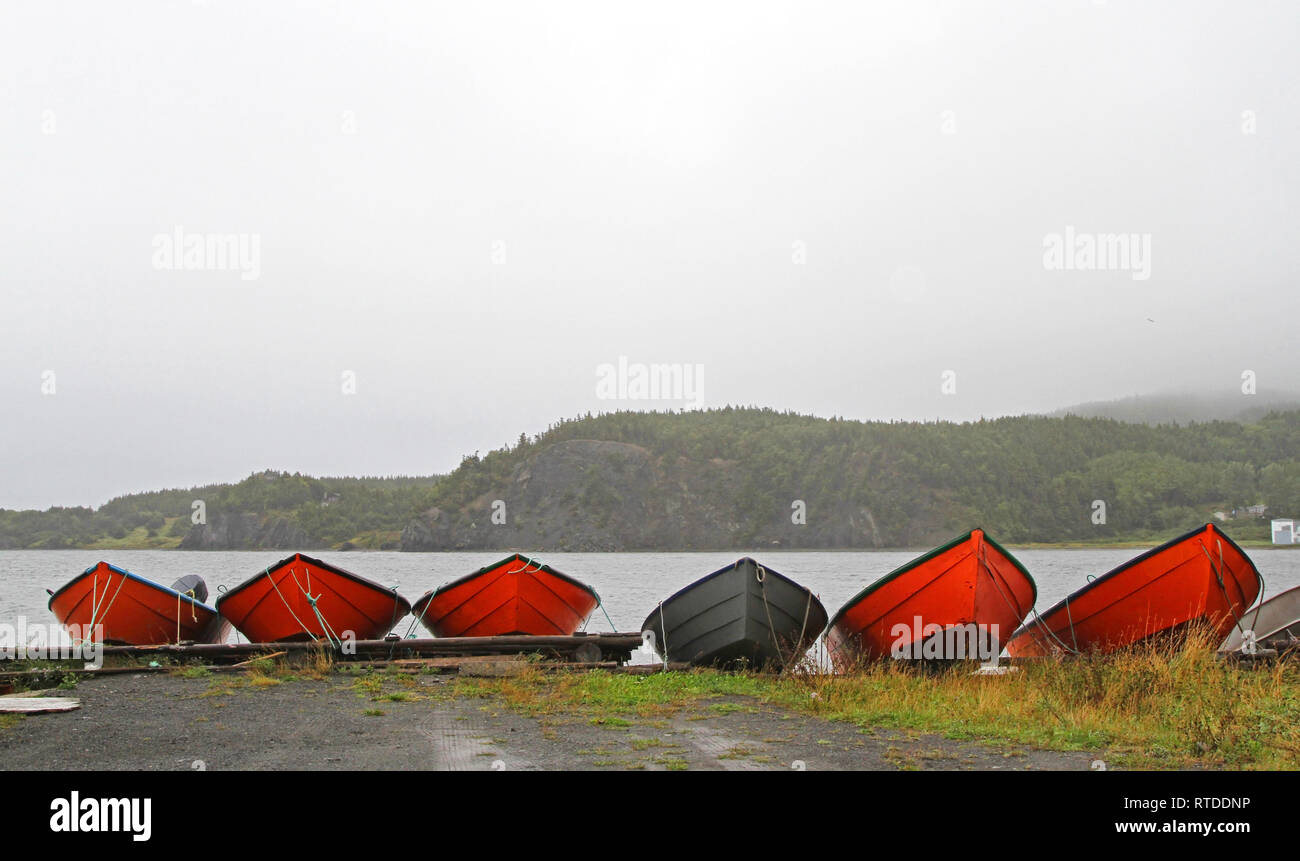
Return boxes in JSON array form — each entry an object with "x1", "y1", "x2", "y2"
[
  {"x1": 0, "y1": 697, "x2": 80, "y2": 714},
  {"x1": 230, "y1": 650, "x2": 288, "y2": 668},
  {"x1": 96, "y1": 632, "x2": 646, "y2": 662}
]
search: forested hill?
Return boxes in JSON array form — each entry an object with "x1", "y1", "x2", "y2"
[
  {"x1": 3, "y1": 408, "x2": 1299, "y2": 551},
  {"x1": 0, "y1": 473, "x2": 441, "y2": 551},
  {"x1": 399, "y1": 408, "x2": 1300, "y2": 550},
  {"x1": 1052, "y1": 391, "x2": 1300, "y2": 425}
]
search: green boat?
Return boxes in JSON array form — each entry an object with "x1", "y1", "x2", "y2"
[{"x1": 641, "y1": 557, "x2": 826, "y2": 670}]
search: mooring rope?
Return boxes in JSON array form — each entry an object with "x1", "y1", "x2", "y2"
[
  {"x1": 977, "y1": 544, "x2": 1032, "y2": 656},
  {"x1": 1203, "y1": 538, "x2": 1265, "y2": 641},
  {"x1": 383, "y1": 586, "x2": 405, "y2": 660},
  {"x1": 86, "y1": 568, "x2": 129, "y2": 644},
  {"x1": 288, "y1": 565, "x2": 342, "y2": 648},
  {"x1": 506, "y1": 555, "x2": 543, "y2": 576},
  {"x1": 404, "y1": 593, "x2": 434, "y2": 639},
  {"x1": 580, "y1": 588, "x2": 618, "y2": 634},
  {"x1": 790, "y1": 591, "x2": 814, "y2": 673},
  {"x1": 263, "y1": 566, "x2": 321, "y2": 644},
  {"x1": 756, "y1": 563, "x2": 805, "y2": 673},
  {"x1": 175, "y1": 588, "x2": 198, "y2": 643}
]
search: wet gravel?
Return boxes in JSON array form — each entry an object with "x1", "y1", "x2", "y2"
[{"x1": 0, "y1": 673, "x2": 1103, "y2": 771}]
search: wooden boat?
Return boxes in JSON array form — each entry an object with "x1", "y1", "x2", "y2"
[
  {"x1": 216, "y1": 553, "x2": 410, "y2": 643},
  {"x1": 640, "y1": 557, "x2": 827, "y2": 670},
  {"x1": 410, "y1": 554, "x2": 599, "y2": 637},
  {"x1": 825, "y1": 529, "x2": 1035, "y2": 669},
  {"x1": 1006, "y1": 523, "x2": 1262, "y2": 657},
  {"x1": 47, "y1": 562, "x2": 227, "y2": 645},
  {"x1": 1219, "y1": 584, "x2": 1300, "y2": 655}
]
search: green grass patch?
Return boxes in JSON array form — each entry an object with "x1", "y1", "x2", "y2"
[
  {"x1": 765, "y1": 631, "x2": 1300, "y2": 770},
  {"x1": 588, "y1": 716, "x2": 632, "y2": 729},
  {"x1": 82, "y1": 524, "x2": 184, "y2": 550},
  {"x1": 175, "y1": 666, "x2": 212, "y2": 679},
  {"x1": 443, "y1": 632, "x2": 1300, "y2": 770}
]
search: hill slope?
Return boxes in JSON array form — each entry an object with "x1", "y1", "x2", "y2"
[
  {"x1": 400, "y1": 408, "x2": 1300, "y2": 550},
  {"x1": 1052, "y1": 391, "x2": 1300, "y2": 425},
  {"x1": 3, "y1": 408, "x2": 1299, "y2": 550}
]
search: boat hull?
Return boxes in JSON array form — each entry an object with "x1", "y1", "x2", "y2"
[
  {"x1": 411, "y1": 555, "x2": 599, "y2": 637},
  {"x1": 1220, "y1": 584, "x2": 1300, "y2": 654},
  {"x1": 48, "y1": 562, "x2": 227, "y2": 645},
  {"x1": 1007, "y1": 523, "x2": 1261, "y2": 657},
  {"x1": 641, "y1": 558, "x2": 827, "y2": 670},
  {"x1": 825, "y1": 529, "x2": 1036, "y2": 669},
  {"x1": 216, "y1": 554, "x2": 411, "y2": 643}
]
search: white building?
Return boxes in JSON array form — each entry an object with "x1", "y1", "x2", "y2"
[{"x1": 1273, "y1": 519, "x2": 1298, "y2": 545}]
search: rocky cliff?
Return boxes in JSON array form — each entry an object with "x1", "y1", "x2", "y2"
[
  {"x1": 399, "y1": 438, "x2": 894, "y2": 551},
  {"x1": 179, "y1": 513, "x2": 318, "y2": 550}
]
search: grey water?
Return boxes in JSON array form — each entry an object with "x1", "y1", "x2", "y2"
[{"x1": 4, "y1": 548, "x2": 1299, "y2": 656}]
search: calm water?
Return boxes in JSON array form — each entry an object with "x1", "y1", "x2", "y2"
[{"x1": 6, "y1": 549, "x2": 1300, "y2": 662}]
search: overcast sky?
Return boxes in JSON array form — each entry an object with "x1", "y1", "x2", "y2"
[{"x1": 1, "y1": 1, "x2": 1296, "y2": 510}]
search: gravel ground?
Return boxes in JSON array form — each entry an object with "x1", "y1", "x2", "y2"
[{"x1": 0, "y1": 672, "x2": 1102, "y2": 771}]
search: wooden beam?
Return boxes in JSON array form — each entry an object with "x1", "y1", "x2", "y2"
[
  {"x1": 0, "y1": 697, "x2": 80, "y2": 714},
  {"x1": 95, "y1": 633, "x2": 646, "y2": 663}
]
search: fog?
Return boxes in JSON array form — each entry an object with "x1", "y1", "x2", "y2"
[{"x1": 1, "y1": 1, "x2": 1296, "y2": 508}]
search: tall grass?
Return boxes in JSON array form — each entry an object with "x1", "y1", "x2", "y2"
[
  {"x1": 450, "y1": 630, "x2": 1300, "y2": 769},
  {"x1": 781, "y1": 628, "x2": 1300, "y2": 768}
]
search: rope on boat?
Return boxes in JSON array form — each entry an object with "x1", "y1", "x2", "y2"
[
  {"x1": 978, "y1": 543, "x2": 1031, "y2": 656},
  {"x1": 1030, "y1": 547, "x2": 1085, "y2": 655},
  {"x1": 175, "y1": 588, "x2": 198, "y2": 643},
  {"x1": 755, "y1": 563, "x2": 810, "y2": 674},
  {"x1": 1024, "y1": 588, "x2": 1083, "y2": 656},
  {"x1": 791, "y1": 591, "x2": 814, "y2": 673},
  {"x1": 404, "y1": 594, "x2": 433, "y2": 639},
  {"x1": 581, "y1": 590, "x2": 619, "y2": 634},
  {"x1": 293, "y1": 565, "x2": 344, "y2": 648},
  {"x1": 1203, "y1": 538, "x2": 1266, "y2": 643},
  {"x1": 263, "y1": 566, "x2": 325, "y2": 645},
  {"x1": 84, "y1": 568, "x2": 129, "y2": 646},
  {"x1": 381, "y1": 586, "x2": 406, "y2": 660},
  {"x1": 1028, "y1": 604, "x2": 1079, "y2": 655},
  {"x1": 506, "y1": 555, "x2": 543, "y2": 576}
]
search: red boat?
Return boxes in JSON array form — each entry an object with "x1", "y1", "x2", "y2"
[
  {"x1": 216, "y1": 553, "x2": 410, "y2": 643},
  {"x1": 48, "y1": 562, "x2": 227, "y2": 645},
  {"x1": 825, "y1": 529, "x2": 1036, "y2": 669},
  {"x1": 410, "y1": 554, "x2": 600, "y2": 637},
  {"x1": 1006, "y1": 523, "x2": 1261, "y2": 657}
]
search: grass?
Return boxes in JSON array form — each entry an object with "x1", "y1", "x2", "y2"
[
  {"x1": 447, "y1": 631, "x2": 1300, "y2": 769},
  {"x1": 82, "y1": 524, "x2": 183, "y2": 550},
  {"x1": 776, "y1": 630, "x2": 1300, "y2": 769},
  {"x1": 629, "y1": 737, "x2": 663, "y2": 750},
  {"x1": 175, "y1": 666, "x2": 212, "y2": 679}
]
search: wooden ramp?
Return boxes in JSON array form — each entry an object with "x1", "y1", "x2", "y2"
[{"x1": 0, "y1": 697, "x2": 80, "y2": 714}]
